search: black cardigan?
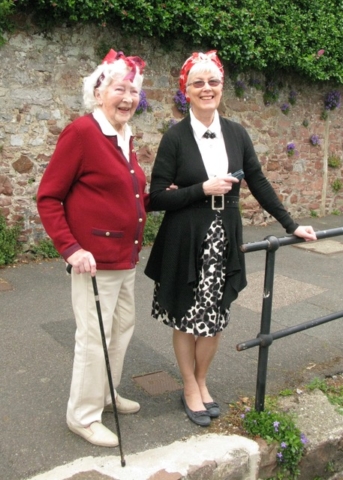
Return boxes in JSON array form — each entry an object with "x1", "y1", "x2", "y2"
[{"x1": 144, "y1": 115, "x2": 298, "y2": 321}]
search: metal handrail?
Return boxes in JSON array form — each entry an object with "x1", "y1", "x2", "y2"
[
  {"x1": 237, "y1": 227, "x2": 343, "y2": 412},
  {"x1": 240, "y1": 227, "x2": 343, "y2": 252}
]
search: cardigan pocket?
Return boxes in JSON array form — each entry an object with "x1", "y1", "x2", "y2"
[
  {"x1": 90, "y1": 228, "x2": 125, "y2": 264},
  {"x1": 91, "y1": 228, "x2": 124, "y2": 238}
]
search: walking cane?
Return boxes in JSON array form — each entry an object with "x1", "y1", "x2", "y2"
[{"x1": 66, "y1": 264, "x2": 126, "y2": 466}]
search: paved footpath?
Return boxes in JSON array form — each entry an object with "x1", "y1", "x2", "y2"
[{"x1": 0, "y1": 215, "x2": 342, "y2": 480}]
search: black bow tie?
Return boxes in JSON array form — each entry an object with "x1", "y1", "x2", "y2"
[{"x1": 203, "y1": 130, "x2": 216, "y2": 139}]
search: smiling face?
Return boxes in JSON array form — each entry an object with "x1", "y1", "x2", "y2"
[
  {"x1": 95, "y1": 77, "x2": 140, "y2": 133},
  {"x1": 186, "y1": 70, "x2": 223, "y2": 122}
]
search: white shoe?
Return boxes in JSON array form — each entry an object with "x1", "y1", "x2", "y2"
[
  {"x1": 104, "y1": 394, "x2": 140, "y2": 414},
  {"x1": 67, "y1": 421, "x2": 118, "y2": 447}
]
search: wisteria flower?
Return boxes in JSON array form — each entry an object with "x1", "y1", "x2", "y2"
[
  {"x1": 324, "y1": 90, "x2": 341, "y2": 111},
  {"x1": 235, "y1": 80, "x2": 246, "y2": 98},
  {"x1": 173, "y1": 90, "x2": 189, "y2": 115},
  {"x1": 263, "y1": 81, "x2": 280, "y2": 105},
  {"x1": 281, "y1": 103, "x2": 290, "y2": 115},
  {"x1": 159, "y1": 118, "x2": 178, "y2": 134},
  {"x1": 289, "y1": 90, "x2": 297, "y2": 105},
  {"x1": 287, "y1": 143, "x2": 296, "y2": 156},
  {"x1": 135, "y1": 90, "x2": 152, "y2": 115},
  {"x1": 310, "y1": 134, "x2": 320, "y2": 146},
  {"x1": 168, "y1": 118, "x2": 178, "y2": 128},
  {"x1": 248, "y1": 77, "x2": 262, "y2": 90}
]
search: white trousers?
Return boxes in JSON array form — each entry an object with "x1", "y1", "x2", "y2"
[{"x1": 66, "y1": 268, "x2": 136, "y2": 427}]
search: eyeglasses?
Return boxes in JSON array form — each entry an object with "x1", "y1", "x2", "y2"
[{"x1": 187, "y1": 79, "x2": 222, "y2": 89}]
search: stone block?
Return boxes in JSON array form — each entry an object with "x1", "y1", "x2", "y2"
[
  {"x1": 12, "y1": 155, "x2": 34, "y2": 173},
  {"x1": 0, "y1": 175, "x2": 13, "y2": 195}
]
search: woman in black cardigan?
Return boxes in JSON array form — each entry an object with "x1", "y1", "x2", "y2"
[{"x1": 145, "y1": 51, "x2": 316, "y2": 427}]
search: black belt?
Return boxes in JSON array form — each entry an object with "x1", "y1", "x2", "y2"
[{"x1": 191, "y1": 195, "x2": 239, "y2": 210}]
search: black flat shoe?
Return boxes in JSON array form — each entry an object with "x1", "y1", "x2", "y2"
[
  {"x1": 181, "y1": 392, "x2": 211, "y2": 427},
  {"x1": 203, "y1": 401, "x2": 220, "y2": 418}
]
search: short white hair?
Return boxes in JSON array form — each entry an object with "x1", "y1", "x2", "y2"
[
  {"x1": 186, "y1": 62, "x2": 223, "y2": 94},
  {"x1": 83, "y1": 58, "x2": 143, "y2": 111}
]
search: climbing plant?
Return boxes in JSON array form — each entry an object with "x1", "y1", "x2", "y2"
[{"x1": 1, "y1": 0, "x2": 343, "y2": 84}]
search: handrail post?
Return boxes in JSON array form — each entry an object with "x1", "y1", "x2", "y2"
[
  {"x1": 255, "y1": 236, "x2": 279, "y2": 412},
  {"x1": 238, "y1": 227, "x2": 343, "y2": 412}
]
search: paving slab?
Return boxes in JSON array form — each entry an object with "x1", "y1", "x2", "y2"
[{"x1": 293, "y1": 238, "x2": 343, "y2": 254}]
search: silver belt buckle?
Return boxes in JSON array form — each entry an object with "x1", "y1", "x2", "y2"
[{"x1": 211, "y1": 195, "x2": 224, "y2": 210}]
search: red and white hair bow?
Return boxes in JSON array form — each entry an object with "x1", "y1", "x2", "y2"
[
  {"x1": 95, "y1": 49, "x2": 146, "y2": 88},
  {"x1": 179, "y1": 50, "x2": 224, "y2": 95}
]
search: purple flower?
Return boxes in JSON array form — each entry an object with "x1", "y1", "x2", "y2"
[
  {"x1": 235, "y1": 80, "x2": 246, "y2": 97},
  {"x1": 248, "y1": 77, "x2": 262, "y2": 89},
  {"x1": 273, "y1": 421, "x2": 280, "y2": 432},
  {"x1": 287, "y1": 142, "x2": 296, "y2": 156},
  {"x1": 240, "y1": 414, "x2": 245, "y2": 419},
  {"x1": 263, "y1": 81, "x2": 279, "y2": 105},
  {"x1": 167, "y1": 118, "x2": 178, "y2": 128},
  {"x1": 310, "y1": 134, "x2": 320, "y2": 146},
  {"x1": 289, "y1": 90, "x2": 297, "y2": 105},
  {"x1": 173, "y1": 90, "x2": 189, "y2": 115},
  {"x1": 281, "y1": 442, "x2": 287, "y2": 448},
  {"x1": 159, "y1": 118, "x2": 179, "y2": 134},
  {"x1": 277, "y1": 452, "x2": 283, "y2": 460},
  {"x1": 135, "y1": 90, "x2": 152, "y2": 115},
  {"x1": 300, "y1": 433, "x2": 309, "y2": 444},
  {"x1": 281, "y1": 103, "x2": 290, "y2": 114},
  {"x1": 324, "y1": 90, "x2": 341, "y2": 110},
  {"x1": 235, "y1": 80, "x2": 246, "y2": 89}
]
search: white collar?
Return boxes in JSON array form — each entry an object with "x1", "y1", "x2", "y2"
[
  {"x1": 92, "y1": 108, "x2": 133, "y2": 139},
  {"x1": 190, "y1": 109, "x2": 221, "y2": 140}
]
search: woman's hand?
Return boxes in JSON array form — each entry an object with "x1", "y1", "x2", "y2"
[
  {"x1": 67, "y1": 249, "x2": 97, "y2": 276},
  {"x1": 202, "y1": 175, "x2": 239, "y2": 196},
  {"x1": 293, "y1": 226, "x2": 317, "y2": 242},
  {"x1": 166, "y1": 183, "x2": 178, "y2": 190}
]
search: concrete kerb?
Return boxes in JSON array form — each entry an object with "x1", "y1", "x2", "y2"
[{"x1": 25, "y1": 434, "x2": 260, "y2": 480}]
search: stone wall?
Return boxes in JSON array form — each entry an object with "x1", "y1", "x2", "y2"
[{"x1": 0, "y1": 24, "x2": 342, "y2": 247}]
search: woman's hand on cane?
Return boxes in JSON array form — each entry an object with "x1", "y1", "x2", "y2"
[{"x1": 67, "y1": 249, "x2": 97, "y2": 276}]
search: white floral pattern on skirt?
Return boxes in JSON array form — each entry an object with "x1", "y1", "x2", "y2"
[{"x1": 152, "y1": 214, "x2": 230, "y2": 337}]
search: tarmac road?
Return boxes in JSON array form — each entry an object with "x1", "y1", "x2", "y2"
[{"x1": 1, "y1": 215, "x2": 343, "y2": 480}]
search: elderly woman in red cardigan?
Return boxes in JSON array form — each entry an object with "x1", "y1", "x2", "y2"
[
  {"x1": 145, "y1": 51, "x2": 317, "y2": 427},
  {"x1": 37, "y1": 50, "x2": 149, "y2": 447}
]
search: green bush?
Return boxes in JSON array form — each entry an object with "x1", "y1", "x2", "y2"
[
  {"x1": 0, "y1": 213, "x2": 22, "y2": 266},
  {"x1": 328, "y1": 154, "x2": 341, "y2": 168},
  {"x1": 0, "y1": 0, "x2": 15, "y2": 45},
  {"x1": 30, "y1": 238, "x2": 60, "y2": 259},
  {"x1": 331, "y1": 178, "x2": 342, "y2": 193},
  {"x1": 3, "y1": 0, "x2": 343, "y2": 84},
  {"x1": 243, "y1": 408, "x2": 307, "y2": 478},
  {"x1": 143, "y1": 212, "x2": 164, "y2": 246}
]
